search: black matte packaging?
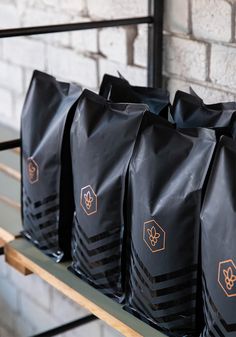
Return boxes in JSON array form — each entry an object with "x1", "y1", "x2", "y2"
[
  {"x1": 99, "y1": 74, "x2": 169, "y2": 117},
  {"x1": 21, "y1": 70, "x2": 81, "y2": 261},
  {"x1": 126, "y1": 113, "x2": 216, "y2": 336},
  {"x1": 201, "y1": 136, "x2": 236, "y2": 337},
  {"x1": 70, "y1": 89, "x2": 148, "y2": 302},
  {"x1": 171, "y1": 89, "x2": 236, "y2": 133}
]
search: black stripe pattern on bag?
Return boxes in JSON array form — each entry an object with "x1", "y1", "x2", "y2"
[
  {"x1": 71, "y1": 216, "x2": 123, "y2": 298},
  {"x1": 22, "y1": 188, "x2": 61, "y2": 257},
  {"x1": 127, "y1": 241, "x2": 198, "y2": 334},
  {"x1": 202, "y1": 272, "x2": 236, "y2": 336}
]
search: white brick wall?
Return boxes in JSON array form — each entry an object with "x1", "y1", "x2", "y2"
[
  {"x1": 164, "y1": 0, "x2": 189, "y2": 34},
  {"x1": 210, "y1": 44, "x2": 236, "y2": 89},
  {"x1": 164, "y1": 0, "x2": 236, "y2": 104},
  {"x1": 192, "y1": 0, "x2": 232, "y2": 42},
  {"x1": 164, "y1": 36, "x2": 207, "y2": 81},
  {"x1": 3, "y1": 37, "x2": 45, "y2": 70},
  {"x1": 1, "y1": 1, "x2": 236, "y2": 337}
]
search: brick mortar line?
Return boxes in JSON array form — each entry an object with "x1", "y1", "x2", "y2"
[
  {"x1": 231, "y1": 3, "x2": 236, "y2": 43},
  {"x1": 163, "y1": 72, "x2": 236, "y2": 96},
  {"x1": 163, "y1": 30, "x2": 236, "y2": 48},
  {"x1": 206, "y1": 43, "x2": 211, "y2": 82}
]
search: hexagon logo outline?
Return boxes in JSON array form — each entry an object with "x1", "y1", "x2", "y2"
[
  {"x1": 143, "y1": 219, "x2": 166, "y2": 253},
  {"x1": 27, "y1": 157, "x2": 39, "y2": 184},
  {"x1": 218, "y1": 259, "x2": 236, "y2": 297},
  {"x1": 80, "y1": 185, "x2": 97, "y2": 216}
]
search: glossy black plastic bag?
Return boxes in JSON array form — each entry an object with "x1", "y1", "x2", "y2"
[
  {"x1": 126, "y1": 113, "x2": 216, "y2": 336},
  {"x1": 21, "y1": 70, "x2": 82, "y2": 262},
  {"x1": 69, "y1": 89, "x2": 147, "y2": 302},
  {"x1": 99, "y1": 74, "x2": 169, "y2": 117},
  {"x1": 201, "y1": 136, "x2": 236, "y2": 337},
  {"x1": 171, "y1": 89, "x2": 236, "y2": 131}
]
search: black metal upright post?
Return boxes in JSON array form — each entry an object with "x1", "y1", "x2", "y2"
[{"x1": 148, "y1": 0, "x2": 164, "y2": 88}]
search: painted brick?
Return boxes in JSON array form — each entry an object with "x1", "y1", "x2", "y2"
[
  {"x1": 0, "y1": 256, "x2": 8, "y2": 278},
  {"x1": 191, "y1": 84, "x2": 236, "y2": 103},
  {"x1": 0, "y1": 325, "x2": 15, "y2": 337},
  {"x1": 24, "y1": 68, "x2": 35, "y2": 92},
  {"x1": 13, "y1": 94, "x2": 24, "y2": 130},
  {"x1": 134, "y1": 25, "x2": 147, "y2": 68},
  {"x1": 164, "y1": 0, "x2": 189, "y2": 34},
  {"x1": 9, "y1": 268, "x2": 51, "y2": 310},
  {"x1": 0, "y1": 279, "x2": 18, "y2": 332},
  {"x1": 14, "y1": 316, "x2": 36, "y2": 337},
  {"x1": 192, "y1": 0, "x2": 232, "y2": 42},
  {"x1": 99, "y1": 27, "x2": 127, "y2": 64},
  {"x1": 19, "y1": 294, "x2": 59, "y2": 333},
  {"x1": 99, "y1": 27, "x2": 136, "y2": 64},
  {"x1": 167, "y1": 78, "x2": 235, "y2": 103},
  {"x1": 98, "y1": 58, "x2": 147, "y2": 86},
  {"x1": 164, "y1": 36, "x2": 207, "y2": 81},
  {"x1": 0, "y1": 4, "x2": 20, "y2": 28},
  {"x1": 50, "y1": 288, "x2": 86, "y2": 324},
  {"x1": 0, "y1": 88, "x2": 13, "y2": 120},
  {"x1": 87, "y1": 0, "x2": 147, "y2": 19},
  {"x1": 0, "y1": 300, "x2": 15, "y2": 332},
  {"x1": 22, "y1": 9, "x2": 71, "y2": 46},
  {"x1": 102, "y1": 324, "x2": 124, "y2": 337},
  {"x1": 3, "y1": 37, "x2": 45, "y2": 70},
  {"x1": 0, "y1": 61, "x2": 23, "y2": 93},
  {"x1": 64, "y1": 320, "x2": 103, "y2": 337},
  {"x1": 210, "y1": 44, "x2": 236, "y2": 89},
  {"x1": 0, "y1": 278, "x2": 18, "y2": 312},
  {"x1": 47, "y1": 46, "x2": 98, "y2": 87},
  {"x1": 0, "y1": 40, "x2": 3, "y2": 58},
  {"x1": 71, "y1": 18, "x2": 98, "y2": 53},
  {"x1": 24, "y1": 0, "x2": 61, "y2": 10},
  {"x1": 60, "y1": 0, "x2": 86, "y2": 13}
]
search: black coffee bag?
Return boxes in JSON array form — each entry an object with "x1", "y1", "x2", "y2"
[
  {"x1": 21, "y1": 70, "x2": 81, "y2": 261},
  {"x1": 171, "y1": 90, "x2": 236, "y2": 131},
  {"x1": 126, "y1": 113, "x2": 216, "y2": 336},
  {"x1": 201, "y1": 136, "x2": 236, "y2": 337},
  {"x1": 99, "y1": 74, "x2": 169, "y2": 117},
  {"x1": 70, "y1": 89, "x2": 147, "y2": 302}
]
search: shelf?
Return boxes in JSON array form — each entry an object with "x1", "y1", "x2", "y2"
[
  {"x1": 0, "y1": 125, "x2": 167, "y2": 337},
  {"x1": 5, "y1": 238, "x2": 166, "y2": 337}
]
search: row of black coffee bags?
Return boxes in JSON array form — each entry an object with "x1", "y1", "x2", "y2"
[{"x1": 21, "y1": 70, "x2": 236, "y2": 337}]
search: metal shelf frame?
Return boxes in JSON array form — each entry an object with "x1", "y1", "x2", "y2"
[{"x1": 0, "y1": 1, "x2": 165, "y2": 336}]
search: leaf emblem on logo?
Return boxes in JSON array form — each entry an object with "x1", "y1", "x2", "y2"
[
  {"x1": 147, "y1": 226, "x2": 160, "y2": 246},
  {"x1": 84, "y1": 191, "x2": 93, "y2": 210},
  {"x1": 223, "y1": 267, "x2": 236, "y2": 290}
]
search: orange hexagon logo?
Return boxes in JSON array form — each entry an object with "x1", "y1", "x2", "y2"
[
  {"x1": 218, "y1": 259, "x2": 236, "y2": 297},
  {"x1": 143, "y1": 220, "x2": 165, "y2": 253},
  {"x1": 27, "y1": 157, "x2": 39, "y2": 184},
  {"x1": 80, "y1": 185, "x2": 97, "y2": 216}
]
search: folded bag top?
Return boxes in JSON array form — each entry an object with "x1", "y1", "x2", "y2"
[
  {"x1": 99, "y1": 73, "x2": 170, "y2": 117},
  {"x1": 171, "y1": 89, "x2": 236, "y2": 129},
  {"x1": 126, "y1": 113, "x2": 216, "y2": 337},
  {"x1": 201, "y1": 135, "x2": 236, "y2": 337},
  {"x1": 21, "y1": 70, "x2": 82, "y2": 262},
  {"x1": 70, "y1": 89, "x2": 148, "y2": 302}
]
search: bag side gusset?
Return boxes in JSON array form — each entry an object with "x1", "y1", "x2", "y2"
[{"x1": 201, "y1": 136, "x2": 236, "y2": 337}]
